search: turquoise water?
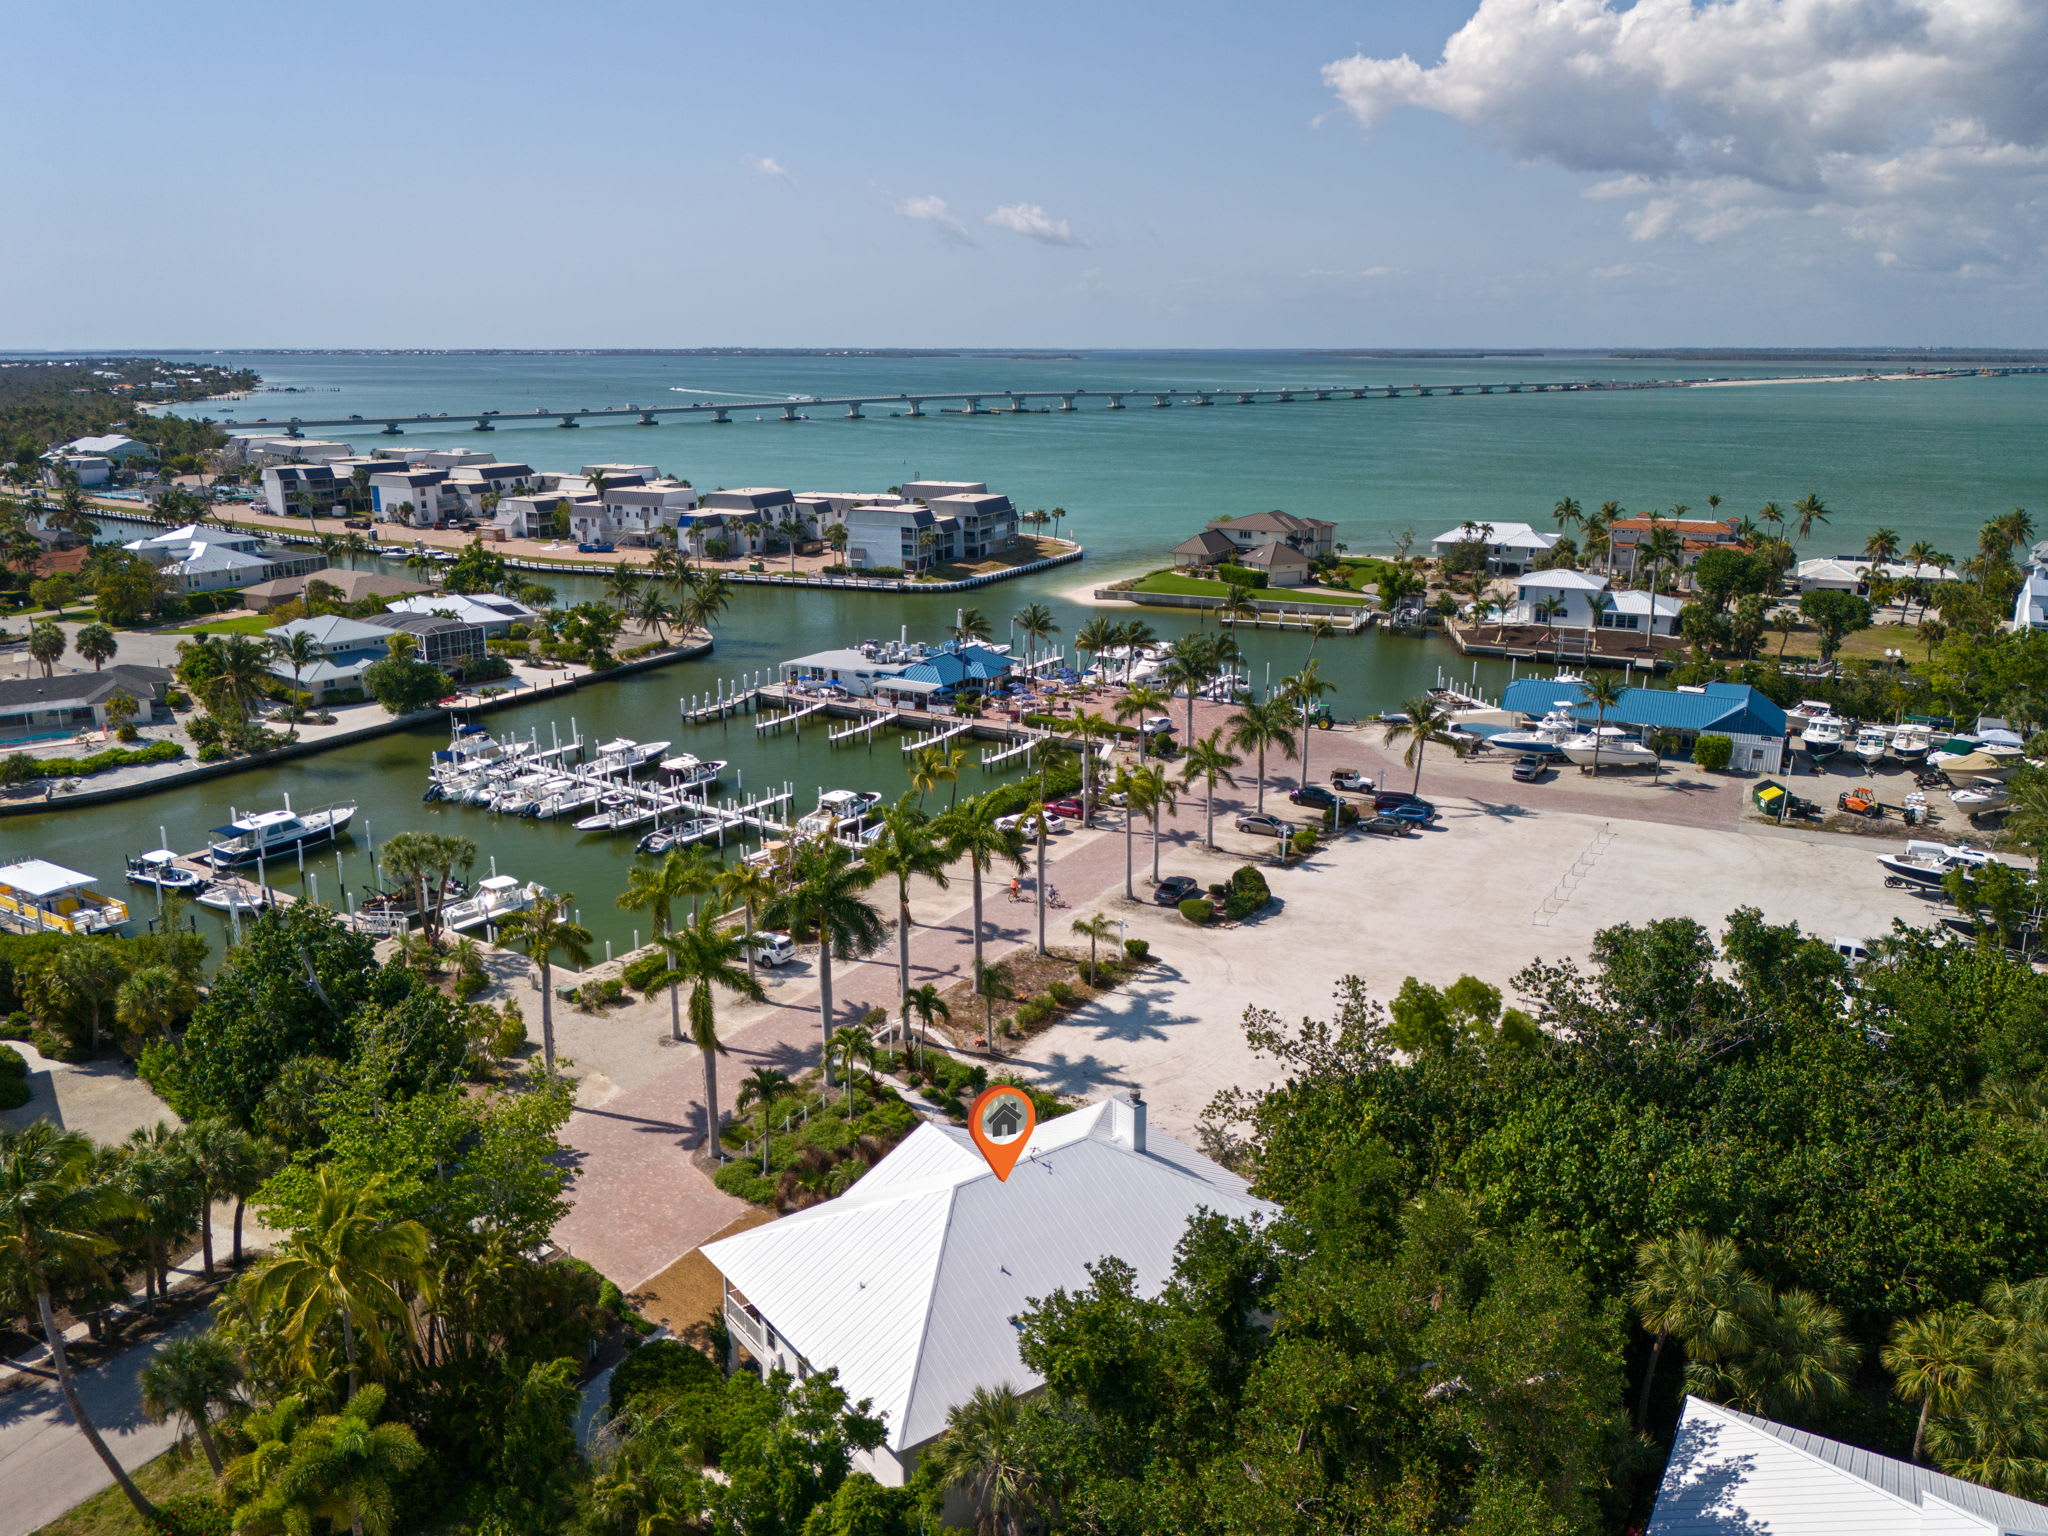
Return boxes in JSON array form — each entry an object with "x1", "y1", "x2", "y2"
[{"x1": 8, "y1": 350, "x2": 2038, "y2": 950}]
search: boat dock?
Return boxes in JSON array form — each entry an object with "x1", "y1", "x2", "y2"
[
  {"x1": 682, "y1": 671, "x2": 772, "y2": 722},
  {"x1": 757, "y1": 699, "x2": 832, "y2": 734},
  {"x1": 901, "y1": 720, "x2": 975, "y2": 755},
  {"x1": 829, "y1": 710, "x2": 900, "y2": 744}
]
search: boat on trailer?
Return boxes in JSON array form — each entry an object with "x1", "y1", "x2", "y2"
[{"x1": 1877, "y1": 839, "x2": 2004, "y2": 890}]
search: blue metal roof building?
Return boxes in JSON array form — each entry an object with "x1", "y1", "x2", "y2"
[{"x1": 1499, "y1": 679, "x2": 1788, "y2": 771}]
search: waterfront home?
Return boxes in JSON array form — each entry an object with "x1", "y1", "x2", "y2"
[
  {"x1": 581, "y1": 480, "x2": 698, "y2": 547},
  {"x1": 491, "y1": 490, "x2": 597, "y2": 540},
  {"x1": 2016, "y1": 541, "x2": 2048, "y2": 631},
  {"x1": 1798, "y1": 555, "x2": 1958, "y2": 596},
  {"x1": 1647, "y1": 1395, "x2": 2048, "y2": 1535},
  {"x1": 242, "y1": 567, "x2": 432, "y2": 613},
  {"x1": 123, "y1": 525, "x2": 322, "y2": 595},
  {"x1": 1506, "y1": 570, "x2": 1681, "y2": 636},
  {"x1": 843, "y1": 503, "x2": 956, "y2": 572},
  {"x1": 1500, "y1": 677, "x2": 1787, "y2": 772},
  {"x1": 777, "y1": 637, "x2": 1012, "y2": 702},
  {"x1": 704, "y1": 1092, "x2": 1275, "y2": 1488},
  {"x1": 1429, "y1": 520, "x2": 1559, "y2": 575},
  {"x1": 1170, "y1": 529, "x2": 1239, "y2": 569},
  {"x1": 1235, "y1": 541, "x2": 1313, "y2": 586},
  {"x1": 1206, "y1": 509, "x2": 1338, "y2": 561},
  {"x1": 366, "y1": 467, "x2": 450, "y2": 526},
  {"x1": 0, "y1": 665, "x2": 171, "y2": 745},
  {"x1": 1605, "y1": 515, "x2": 1746, "y2": 578},
  {"x1": 264, "y1": 614, "x2": 399, "y2": 702},
  {"x1": 900, "y1": 479, "x2": 988, "y2": 501},
  {"x1": 701, "y1": 487, "x2": 800, "y2": 523},
  {"x1": 44, "y1": 453, "x2": 113, "y2": 488},
  {"x1": 363, "y1": 612, "x2": 486, "y2": 671},
  {"x1": 61, "y1": 433, "x2": 155, "y2": 464},
  {"x1": 404, "y1": 448, "x2": 499, "y2": 471},
  {"x1": 384, "y1": 592, "x2": 539, "y2": 638},
  {"x1": 263, "y1": 463, "x2": 346, "y2": 517},
  {"x1": 927, "y1": 492, "x2": 1019, "y2": 561}
]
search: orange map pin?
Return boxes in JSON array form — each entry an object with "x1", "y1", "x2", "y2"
[{"x1": 967, "y1": 1085, "x2": 1037, "y2": 1181}]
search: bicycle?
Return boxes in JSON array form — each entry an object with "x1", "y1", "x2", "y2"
[{"x1": 1044, "y1": 885, "x2": 1067, "y2": 909}]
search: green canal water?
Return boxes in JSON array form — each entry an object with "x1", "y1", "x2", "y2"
[{"x1": 7, "y1": 349, "x2": 2041, "y2": 951}]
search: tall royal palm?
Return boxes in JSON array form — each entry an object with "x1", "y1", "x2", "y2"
[
  {"x1": 1791, "y1": 492, "x2": 1831, "y2": 547},
  {"x1": 618, "y1": 848, "x2": 721, "y2": 1043},
  {"x1": 639, "y1": 907, "x2": 764, "y2": 1157},
  {"x1": 761, "y1": 837, "x2": 884, "y2": 1084},
  {"x1": 717, "y1": 860, "x2": 780, "y2": 988},
  {"x1": 1227, "y1": 697, "x2": 1299, "y2": 814},
  {"x1": 1115, "y1": 684, "x2": 1169, "y2": 761},
  {"x1": 251, "y1": 1169, "x2": 428, "y2": 1400},
  {"x1": 0, "y1": 1124, "x2": 155, "y2": 1520},
  {"x1": 494, "y1": 894, "x2": 594, "y2": 1074},
  {"x1": 1380, "y1": 694, "x2": 1465, "y2": 797},
  {"x1": 1580, "y1": 671, "x2": 1627, "y2": 778},
  {"x1": 866, "y1": 796, "x2": 951, "y2": 1040},
  {"x1": 935, "y1": 798, "x2": 1024, "y2": 982},
  {"x1": 1280, "y1": 661, "x2": 1335, "y2": 782},
  {"x1": 1179, "y1": 730, "x2": 1241, "y2": 848},
  {"x1": 1072, "y1": 616, "x2": 1118, "y2": 684},
  {"x1": 1012, "y1": 602, "x2": 1058, "y2": 665},
  {"x1": 1068, "y1": 708, "x2": 1113, "y2": 823}
]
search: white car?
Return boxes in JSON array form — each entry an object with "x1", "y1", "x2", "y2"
[
  {"x1": 997, "y1": 811, "x2": 1068, "y2": 836},
  {"x1": 743, "y1": 931, "x2": 795, "y2": 968},
  {"x1": 1140, "y1": 715, "x2": 1175, "y2": 735}
]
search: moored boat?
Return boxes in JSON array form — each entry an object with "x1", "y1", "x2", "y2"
[
  {"x1": 207, "y1": 803, "x2": 356, "y2": 868},
  {"x1": 126, "y1": 850, "x2": 208, "y2": 894},
  {"x1": 444, "y1": 875, "x2": 549, "y2": 933},
  {"x1": 0, "y1": 859, "x2": 130, "y2": 934},
  {"x1": 796, "y1": 788, "x2": 883, "y2": 836}
]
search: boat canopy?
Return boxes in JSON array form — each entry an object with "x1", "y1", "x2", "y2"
[
  {"x1": 0, "y1": 859, "x2": 98, "y2": 898},
  {"x1": 475, "y1": 875, "x2": 520, "y2": 892},
  {"x1": 134, "y1": 849, "x2": 181, "y2": 864}
]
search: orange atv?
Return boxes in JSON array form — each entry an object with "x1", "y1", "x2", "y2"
[{"x1": 1836, "y1": 785, "x2": 1882, "y2": 818}]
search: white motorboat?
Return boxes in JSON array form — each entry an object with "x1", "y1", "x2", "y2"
[
  {"x1": 194, "y1": 883, "x2": 268, "y2": 915},
  {"x1": 795, "y1": 788, "x2": 883, "y2": 836},
  {"x1": 1558, "y1": 728, "x2": 1661, "y2": 769},
  {"x1": 1787, "y1": 699, "x2": 1836, "y2": 729},
  {"x1": 591, "y1": 738, "x2": 669, "y2": 773},
  {"x1": 658, "y1": 754, "x2": 728, "y2": 788},
  {"x1": 444, "y1": 875, "x2": 548, "y2": 933},
  {"x1": 535, "y1": 781, "x2": 600, "y2": 819},
  {"x1": 1800, "y1": 713, "x2": 1846, "y2": 761},
  {"x1": 0, "y1": 860, "x2": 130, "y2": 934},
  {"x1": 1489, "y1": 707, "x2": 1580, "y2": 756},
  {"x1": 207, "y1": 804, "x2": 355, "y2": 868},
  {"x1": 1950, "y1": 779, "x2": 2011, "y2": 810},
  {"x1": 638, "y1": 818, "x2": 725, "y2": 854},
  {"x1": 125, "y1": 850, "x2": 208, "y2": 893},
  {"x1": 1890, "y1": 724, "x2": 1932, "y2": 763},
  {"x1": 1877, "y1": 839, "x2": 2004, "y2": 890},
  {"x1": 1852, "y1": 725, "x2": 1890, "y2": 765}
]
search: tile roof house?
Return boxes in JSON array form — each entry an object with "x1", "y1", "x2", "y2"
[
  {"x1": 1206, "y1": 509, "x2": 1338, "y2": 559},
  {"x1": 1237, "y1": 541, "x2": 1313, "y2": 586},
  {"x1": 1649, "y1": 1395, "x2": 2048, "y2": 1535},
  {"x1": 704, "y1": 1092, "x2": 1277, "y2": 1487},
  {"x1": 1170, "y1": 529, "x2": 1240, "y2": 568},
  {"x1": 240, "y1": 568, "x2": 433, "y2": 612}
]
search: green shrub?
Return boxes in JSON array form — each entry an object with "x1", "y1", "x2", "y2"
[
  {"x1": 1290, "y1": 827, "x2": 1319, "y2": 855},
  {"x1": 1692, "y1": 733, "x2": 1735, "y2": 771},
  {"x1": 0, "y1": 1012, "x2": 30, "y2": 1041},
  {"x1": 164, "y1": 687, "x2": 191, "y2": 709},
  {"x1": 1013, "y1": 996, "x2": 1053, "y2": 1028},
  {"x1": 0, "y1": 740, "x2": 182, "y2": 785},
  {"x1": 1221, "y1": 864, "x2": 1272, "y2": 921},
  {"x1": 0, "y1": 1076, "x2": 27, "y2": 1110},
  {"x1": 1046, "y1": 980, "x2": 1078, "y2": 1008},
  {"x1": 148, "y1": 1492, "x2": 232, "y2": 1536},
  {"x1": 619, "y1": 641, "x2": 664, "y2": 661},
  {"x1": 0, "y1": 1044, "x2": 26, "y2": 1079},
  {"x1": 608, "y1": 1337, "x2": 721, "y2": 1416},
  {"x1": 1180, "y1": 896, "x2": 1214, "y2": 924},
  {"x1": 1124, "y1": 938, "x2": 1150, "y2": 961},
  {"x1": 32, "y1": 1026, "x2": 86, "y2": 1063},
  {"x1": 1214, "y1": 564, "x2": 1269, "y2": 588}
]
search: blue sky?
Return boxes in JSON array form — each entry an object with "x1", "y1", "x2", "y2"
[{"x1": 6, "y1": 0, "x2": 2042, "y2": 348}]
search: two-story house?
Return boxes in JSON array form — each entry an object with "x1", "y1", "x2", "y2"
[
  {"x1": 1429, "y1": 520, "x2": 1560, "y2": 575},
  {"x1": 263, "y1": 614, "x2": 400, "y2": 702}
]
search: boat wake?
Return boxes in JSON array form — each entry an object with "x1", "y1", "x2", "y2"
[{"x1": 667, "y1": 386, "x2": 790, "y2": 401}]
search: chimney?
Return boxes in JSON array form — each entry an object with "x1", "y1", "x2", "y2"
[{"x1": 1127, "y1": 1090, "x2": 1147, "y2": 1155}]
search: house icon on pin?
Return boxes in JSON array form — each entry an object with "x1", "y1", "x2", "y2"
[{"x1": 984, "y1": 1099, "x2": 1025, "y2": 1139}]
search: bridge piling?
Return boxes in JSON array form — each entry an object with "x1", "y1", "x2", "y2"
[
  {"x1": 380, "y1": 422, "x2": 403, "y2": 435},
  {"x1": 1056, "y1": 396, "x2": 1075, "y2": 411},
  {"x1": 906, "y1": 400, "x2": 925, "y2": 417},
  {"x1": 712, "y1": 408, "x2": 731, "y2": 424},
  {"x1": 844, "y1": 402, "x2": 864, "y2": 419},
  {"x1": 557, "y1": 415, "x2": 579, "y2": 428},
  {"x1": 474, "y1": 418, "x2": 494, "y2": 430},
  {"x1": 781, "y1": 405, "x2": 799, "y2": 422},
  {"x1": 638, "y1": 412, "x2": 659, "y2": 426},
  {"x1": 1151, "y1": 394, "x2": 1171, "y2": 407},
  {"x1": 1106, "y1": 395, "x2": 1125, "y2": 410}
]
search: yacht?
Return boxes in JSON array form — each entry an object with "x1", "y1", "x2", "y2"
[
  {"x1": 207, "y1": 804, "x2": 355, "y2": 868},
  {"x1": 1877, "y1": 839, "x2": 2005, "y2": 890},
  {"x1": 1889, "y1": 724, "x2": 1932, "y2": 763},
  {"x1": 125, "y1": 850, "x2": 208, "y2": 894},
  {"x1": 796, "y1": 788, "x2": 883, "y2": 836},
  {"x1": 1800, "y1": 713, "x2": 1846, "y2": 761},
  {"x1": 444, "y1": 875, "x2": 548, "y2": 933},
  {"x1": 1558, "y1": 727, "x2": 1660, "y2": 769},
  {"x1": 1852, "y1": 725, "x2": 1890, "y2": 766},
  {"x1": 1489, "y1": 707, "x2": 1580, "y2": 756}
]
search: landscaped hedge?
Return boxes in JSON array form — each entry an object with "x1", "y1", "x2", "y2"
[
  {"x1": 0, "y1": 739, "x2": 184, "y2": 785},
  {"x1": 1215, "y1": 564, "x2": 1269, "y2": 588},
  {"x1": 976, "y1": 758, "x2": 1084, "y2": 819},
  {"x1": 1219, "y1": 864, "x2": 1272, "y2": 920},
  {"x1": 1180, "y1": 896, "x2": 1214, "y2": 924},
  {"x1": 1692, "y1": 733, "x2": 1735, "y2": 771}
]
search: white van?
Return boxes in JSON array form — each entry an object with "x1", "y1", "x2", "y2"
[{"x1": 744, "y1": 931, "x2": 795, "y2": 968}]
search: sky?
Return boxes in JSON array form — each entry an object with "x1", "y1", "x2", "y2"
[{"x1": 5, "y1": 0, "x2": 2044, "y2": 349}]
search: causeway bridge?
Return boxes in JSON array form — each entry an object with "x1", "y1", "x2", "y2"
[{"x1": 221, "y1": 367, "x2": 2045, "y2": 437}]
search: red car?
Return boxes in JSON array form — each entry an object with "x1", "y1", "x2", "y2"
[{"x1": 1045, "y1": 797, "x2": 1086, "y2": 821}]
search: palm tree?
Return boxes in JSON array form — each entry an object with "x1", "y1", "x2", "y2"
[
  {"x1": 219, "y1": 1128, "x2": 281, "y2": 1271},
  {"x1": 1886, "y1": 1309, "x2": 1996, "y2": 1463},
  {"x1": 1580, "y1": 671, "x2": 1627, "y2": 777},
  {"x1": 934, "y1": 798, "x2": 1025, "y2": 981},
  {"x1": 777, "y1": 515, "x2": 807, "y2": 571},
  {"x1": 953, "y1": 607, "x2": 995, "y2": 645},
  {"x1": 1115, "y1": 684, "x2": 1169, "y2": 760},
  {"x1": 0, "y1": 1124, "x2": 156, "y2": 1521},
  {"x1": 974, "y1": 961, "x2": 1016, "y2": 1047},
  {"x1": 736, "y1": 1068, "x2": 793, "y2": 1173},
  {"x1": 867, "y1": 796, "x2": 951, "y2": 1042},
  {"x1": 251, "y1": 1170, "x2": 428, "y2": 1400},
  {"x1": 1129, "y1": 763, "x2": 1178, "y2": 883},
  {"x1": 214, "y1": 634, "x2": 274, "y2": 721},
  {"x1": 829, "y1": 1024, "x2": 876, "y2": 1115},
  {"x1": 617, "y1": 849, "x2": 721, "y2": 1043},
  {"x1": 1227, "y1": 697, "x2": 1299, "y2": 814},
  {"x1": 1068, "y1": 708, "x2": 1114, "y2": 823},
  {"x1": 761, "y1": 838, "x2": 884, "y2": 1084},
  {"x1": 922, "y1": 1383, "x2": 1036, "y2": 1536},
  {"x1": 268, "y1": 628, "x2": 323, "y2": 736},
  {"x1": 638, "y1": 908, "x2": 764, "y2": 1154},
  {"x1": 1158, "y1": 647, "x2": 1210, "y2": 741},
  {"x1": 1552, "y1": 496, "x2": 1583, "y2": 535},
  {"x1": 632, "y1": 586, "x2": 676, "y2": 644},
  {"x1": 377, "y1": 831, "x2": 476, "y2": 947},
  {"x1": 1864, "y1": 527, "x2": 1901, "y2": 567},
  {"x1": 718, "y1": 860, "x2": 780, "y2": 989},
  {"x1": 74, "y1": 622, "x2": 118, "y2": 671},
  {"x1": 903, "y1": 982, "x2": 952, "y2": 1059},
  {"x1": 116, "y1": 964, "x2": 197, "y2": 1052},
  {"x1": 602, "y1": 566, "x2": 642, "y2": 611},
  {"x1": 181, "y1": 1116, "x2": 255, "y2": 1279},
  {"x1": 26, "y1": 620, "x2": 64, "y2": 677},
  {"x1": 1771, "y1": 610, "x2": 1801, "y2": 657},
  {"x1": 1629, "y1": 1230, "x2": 1763, "y2": 1430},
  {"x1": 122, "y1": 1123, "x2": 199, "y2": 1308},
  {"x1": 1179, "y1": 731, "x2": 1241, "y2": 848},
  {"x1": 1280, "y1": 661, "x2": 1335, "y2": 782},
  {"x1": 1071, "y1": 912, "x2": 1116, "y2": 984},
  {"x1": 1218, "y1": 582, "x2": 1261, "y2": 628},
  {"x1": 1073, "y1": 616, "x2": 1118, "y2": 681},
  {"x1": 1707, "y1": 1289, "x2": 1858, "y2": 1419},
  {"x1": 1535, "y1": 594, "x2": 1568, "y2": 653},
  {"x1": 1380, "y1": 694, "x2": 1465, "y2": 796},
  {"x1": 1791, "y1": 492, "x2": 1830, "y2": 547},
  {"x1": 139, "y1": 1329, "x2": 243, "y2": 1474},
  {"x1": 1012, "y1": 602, "x2": 1058, "y2": 665},
  {"x1": 232, "y1": 1384, "x2": 423, "y2": 1536},
  {"x1": 493, "y1": 895, "x2": 594, "y2": 1074}
]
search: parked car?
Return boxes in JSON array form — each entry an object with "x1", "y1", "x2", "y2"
[
  {"x1": 1330, "y1": 769, "x2": 1375, "y2": 793},
  {"x1": 342, "y1": 518, "x2": 373, "y2": 530},
  {"x1": 997, "y1": 810, "x2": 1068, "y2": 836},
  {"x1": 1289, "y1": 784, "x2": 1339, "y2": 810},
  {"x1": 1373, "y1": 790, "x2": 1433, "y2": 814},
  {"x1": 1153, "y1": 875, "x2": 1201, "y2": 906},
  {"x1": 1236, "y1": 812, "x2": 1293, "y2": 838},
  {"x1": 1511, "y1": 754, "x2": 1549, "y2": 783},
  {"x1": 1361, "y1": 814, "x2": 1410, "y2": 837},
  {"x1": 1140, "y1": 715, "x2": 1175, "y2": 736},
  {"x1": 743, "y1": 931, "x2": 795, "y2": 967},
  {"x1": 1045, "y1": 797, "x2": 1086, "y2": 821},
  {"x1": 1384, "y1": 801, "x2": 1438, "y2": 826}
]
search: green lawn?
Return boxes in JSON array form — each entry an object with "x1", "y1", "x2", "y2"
[
  {"x1": 163, "y1": 613, "x2": 275, "y2": 637},
  {"x1": 34, "y1": 1447, "x2": 214, "y2": 1536},
  {"x1": 1129, "y1": 572, "x2": 1369, "y2": 606}
]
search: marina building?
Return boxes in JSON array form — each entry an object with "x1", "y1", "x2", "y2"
[
  {"x1": 1500, "y1": 677, "x2": 1787, "y2": 772},
  {"x1": 1429, "y1": 520, "x2": 1560, "y2": 574},
  {"x1": 704, "y1": 1093, "x2": 1274, "y2": 1488},
  {"x1": 1506, "y1": 570, "x2": 1682, "y2": 635},
  {"x1": 777, "y1": 637, "x2": 1014, "y2": 703}
]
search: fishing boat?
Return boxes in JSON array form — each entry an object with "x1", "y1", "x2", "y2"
[
  {"x1": 1800, "y1": 713, "x2": 1846, "y2": 761},
  {"x1": 658, "y1": 754, "x2": 728, "y2": 789},
  {"x1": 1489, "y1": 707, "x2": 1580, "y2": 756},
  {"x1": 638, "y1": 817, "x2": 725, "y2": 854},
  {"x1": 444, "y1": 875, "x2": 549, "y2": 933},
  {"x1": 125, "y1": 850, "x2": 208, "y2": 894},
  {"x1": 206, "y1": 803, "x2": 355, "y2": 869},
  {"x1": 1876, "y1": 839, "x2": 2004, "y2": 890},
  {"x1": 1852, "y1": 725, "x2": 1890, "y2": 766},
  {"x1": 194, "y1": 882, "x2": 268, "y2": 915},
  {"x1": 1950, "y1": 779, "x2": 2011, "y2": 810},
  {"x1": 1890, "y1": 724, "x2": 1932, "y2": 763},
  {"x1": 1786, "y1": 699, "x2": 1837, "y2": 729},
  {"x1": 535, "y1": 781, "x2": 601, "y2": 819},
  {"x1": 796, "y1": 788, "x2": 883, "y2": 836},
  {"x1": 1558, "y1": 728, "x2": 1660, "y2": 769},
  {"x1": 591, "y1": 738, "x2": 670, "y2": 773},
  {"x1": 0, "y1": 860, "x2": 130, "y2": 935}
]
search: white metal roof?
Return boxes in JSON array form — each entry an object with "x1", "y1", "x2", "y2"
[
  {"x1": 1518, "y1": 569, "x2": 1609, "y2": 591},
  {"x1": 1609, "y1": 589, "x2": 1684, "y2": 617},
  {"x1": 1430, "y1": 521, "x2": 1559, "y2": 549},
  {"x1": 0, "y1": 859, "x2": 98, "y2": 898},
  {"x1": 1650, "y1": 1396, "x2": 2048, "y2": 1535},
  {"x1": 703, "y1": 1094, "x2": 1276, "y2": 1453}
]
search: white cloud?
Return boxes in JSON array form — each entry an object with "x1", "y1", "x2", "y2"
[
  {"x1": 745, "y1": 155, "x2": 791, "y2": 181},
  {"x1": 897, "y1": 195, "x2": 975, "y2": 245},
  {"x1": 986, "y1": 203, "x2": 1083, "y2": 246},
  {"x1": 1360, "y1": 265, "x2": 1406, "y2": 278},
  {"x1": 1591, "y1": 262, "x2": 1635, "y2": 279},
  {"x1": 1323, "y1": 0, "x2": 2048, "y2": 273}
]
